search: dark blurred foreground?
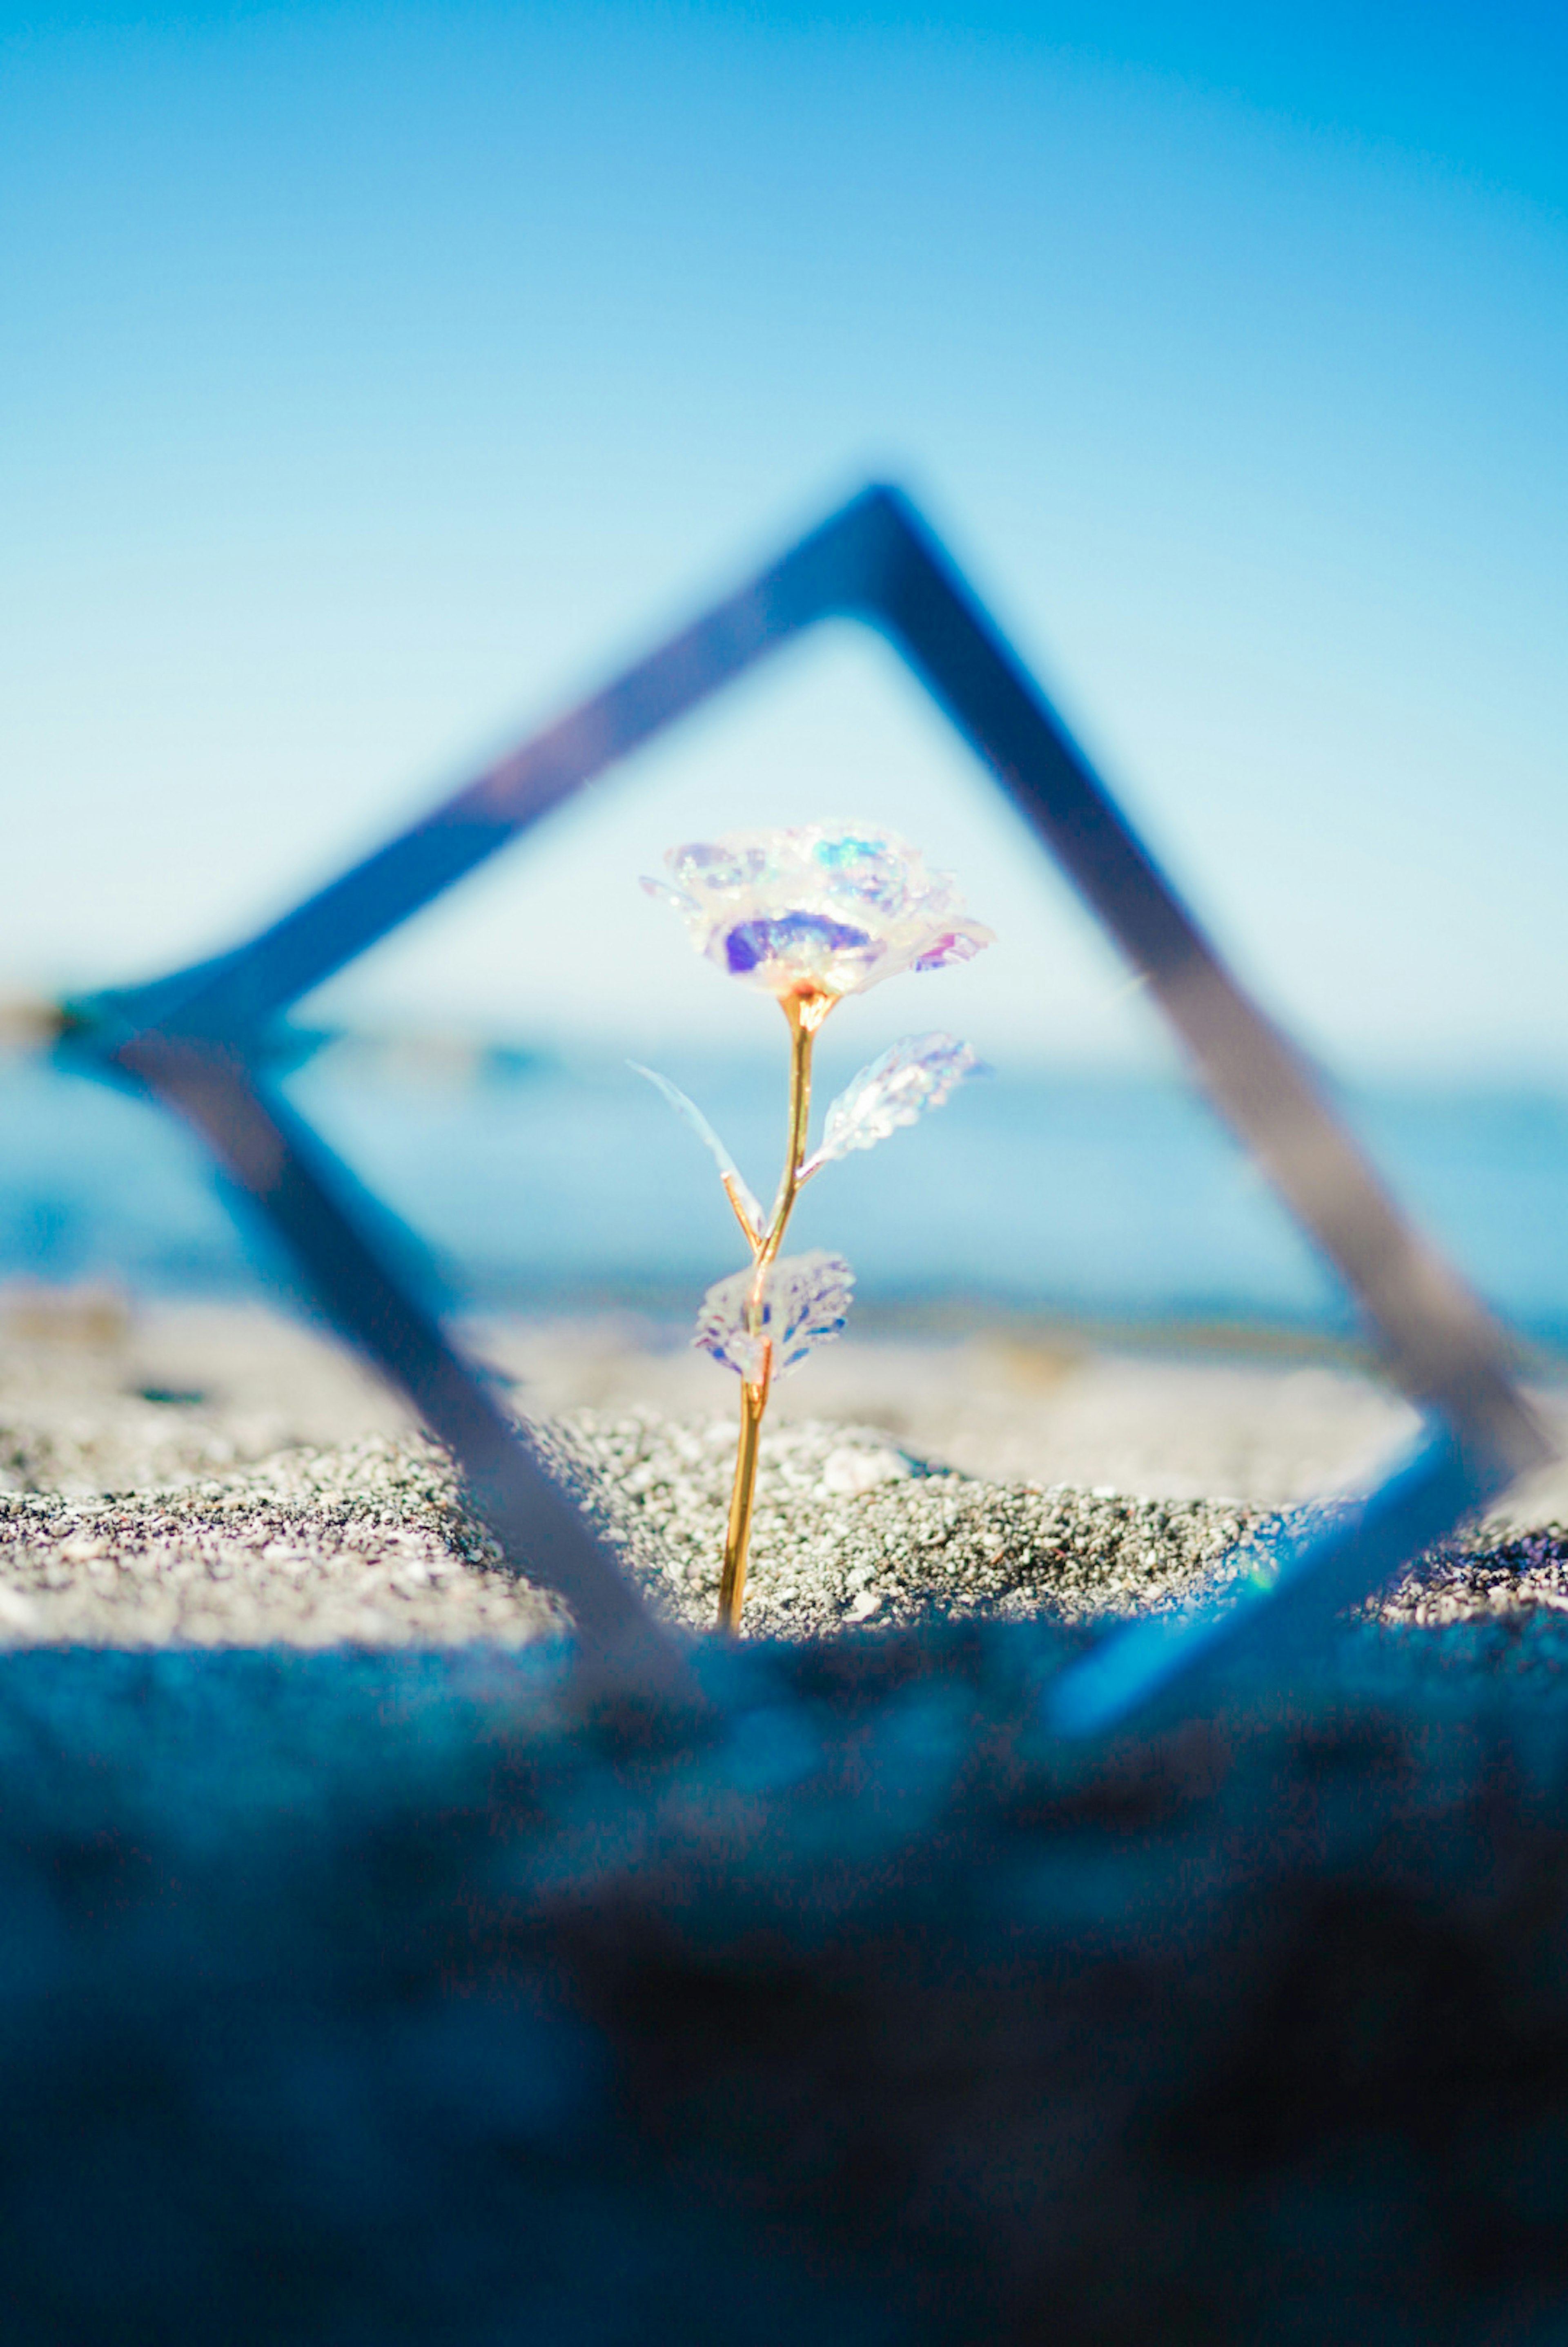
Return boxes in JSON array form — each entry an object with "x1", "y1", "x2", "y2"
[{"x1": 5, "y1": 1620, "x2": 1568, "y2": 2343}]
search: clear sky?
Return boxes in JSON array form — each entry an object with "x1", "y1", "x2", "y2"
[{"x1": 4, "y1": 1, "x2": 1568, "y2": 1072}]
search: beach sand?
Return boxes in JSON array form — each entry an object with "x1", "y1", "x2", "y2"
[{"x1": 2, "y1": 1287, "x2": 1566, "y2": 1647}]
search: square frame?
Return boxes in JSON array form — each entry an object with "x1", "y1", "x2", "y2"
[{"x1": 67, "y1": 486, "x2": 1551, "y2": 1727}]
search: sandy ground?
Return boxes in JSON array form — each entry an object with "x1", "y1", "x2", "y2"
[
  {"x1": 0, "y1": 1288, "x2": 1565, "y2": 1647},
  {"x1": 18, "y1": 1287, "x2": 1568, "y2": 1510}
]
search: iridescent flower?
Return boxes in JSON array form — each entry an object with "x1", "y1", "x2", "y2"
[
  {"x1": 639, "y1": 822, "x2": 991, "y2": 1634},
  {"x1": 642, "y1": 824, "x2": 995, "y2": 1002}
]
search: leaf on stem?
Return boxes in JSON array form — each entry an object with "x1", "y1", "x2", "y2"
[
  {"x1": 801, "y1": 1032, "x2": 982, "y2": 1177},
  {"x1": 693, "y1": 1251, "x2": 855, "y2": 1382},
  {"x1": 629, "y1": 1062, "x2": 764, "y2": 1240}
]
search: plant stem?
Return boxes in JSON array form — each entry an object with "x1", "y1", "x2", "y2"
[
  {"x1": 716, "y1": 990, "x2": 831, "y2": 1632},
  {"x1": 717, "y1": 1372, "x2": 768, "y2": 1630}
]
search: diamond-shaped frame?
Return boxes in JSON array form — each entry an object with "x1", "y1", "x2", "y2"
[{"x1": 66, "y1": 486, "x2": 1550, "y2": 1727}]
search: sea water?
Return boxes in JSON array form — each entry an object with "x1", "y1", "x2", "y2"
[{"x1": 3, "y1": 1049, "x2": 1567, "y2": 1354}]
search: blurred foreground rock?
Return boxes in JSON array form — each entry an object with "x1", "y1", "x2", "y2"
[{"x1": 3, "y1": 1625, "x2": 1568, "y2": 2342}]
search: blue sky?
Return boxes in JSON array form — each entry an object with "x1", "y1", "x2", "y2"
[{"x1": 4, "y1": 1, "x2": 1568, "y2": 1072}]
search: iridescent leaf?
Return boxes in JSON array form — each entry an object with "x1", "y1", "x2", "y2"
[
  {"x1": 693, "y1": 1251, "x2": 855, "y2": 1383},
  {"x1": 629, "y1": 1063, "x2": 764, "y2": 1240},
  {"x1": 802, "y1": 1032, "x2": 982, "y2": 1177}
]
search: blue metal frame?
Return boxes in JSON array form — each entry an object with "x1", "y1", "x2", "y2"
[{"x1": 63, "y1": 484, "x2": 1551, "y2": 1725}]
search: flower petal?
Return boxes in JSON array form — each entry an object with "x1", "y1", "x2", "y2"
[
  {"x1": 802, "y1": 1033, "x2": 983, "y2": 1176},
  {"x1": 693, "y1": 1251, "x2": 855, "y2": 1381},
  {"x1": 912, "y1": 921, "x2": 996, "y2": 972},
  {"x1": 720, "y1": 911, "x2": 881, "y2": 981}
]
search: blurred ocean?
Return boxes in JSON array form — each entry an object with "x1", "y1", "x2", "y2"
[{"x1": 5, "y1": 1046, "x2": 1568, "y2": 1357}]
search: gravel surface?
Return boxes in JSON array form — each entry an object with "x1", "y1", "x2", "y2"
[
  {"x1": 0, "y1": 1409, "x2": 1284, "y2": 1647},
  {"x1": 0, "y1": 1394, "x2": 1561, "y2": 1652},
  {"x1": 0, "y1": 1437, "x2": 565, "y2": 1649},
  {"x1": 0, "y1": 1293, "x2": 1564, "y2": 1648},
  {"x1": 543, "y1": 1410, "x2": 1283, "y2": 1634}
]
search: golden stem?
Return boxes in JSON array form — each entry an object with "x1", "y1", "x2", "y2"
[
  {"x1": 755, "y1": 992, "x2": 818, "y2": 1281},
  {"x1": 717, "y1": 1369, "x2": 769, "y2": 1631},
  {"x1": 716, "y1": 987, "x2": 833, "y2": 1633}
]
